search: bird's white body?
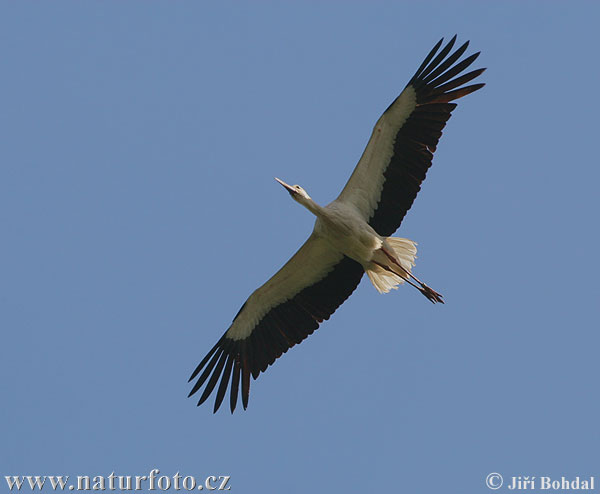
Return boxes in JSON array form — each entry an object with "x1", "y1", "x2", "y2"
[
  {"x1": 293, "y1": 190, "x2": 417, "y2": 295},
  {"x1": 314, "y1": 201, "x2": 383, "y2": 262}
]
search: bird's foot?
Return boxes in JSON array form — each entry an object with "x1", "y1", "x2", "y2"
[{"x1": 420, "y1": 284, "x2": 444, "y2": 304}]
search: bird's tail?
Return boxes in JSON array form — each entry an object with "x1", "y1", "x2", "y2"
[
  {"x1": 366, "y1": 237, "x2": 444, "y2": 303},
  {"x1": 366, "y1": 237, "x2": 417, "y2": 294}
]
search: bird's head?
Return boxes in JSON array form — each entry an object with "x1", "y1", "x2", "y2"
[{"x1": 274, "y1": 177, "x2": 312, "y2": 204}]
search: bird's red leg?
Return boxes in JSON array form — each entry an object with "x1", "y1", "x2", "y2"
[
  {"x1": 381, "y1": 248, "x2": 444, "y2": 304},
  {"x1": 372, "y1": 260, "x2": 424, "y2": 292}
]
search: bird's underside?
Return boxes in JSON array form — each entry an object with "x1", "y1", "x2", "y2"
[
  {"x1": 189, "y1": 35, "x2": 485, "y2": 413},
  {"x1": 311, "y1": 200, "x2": 444, "y2": 302}
]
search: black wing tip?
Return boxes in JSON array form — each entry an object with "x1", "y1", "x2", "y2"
[
  {"x1": 189, "y1": 335, "x2": 253, "y2": 414},
  {"x1": 469, "y1": 51, "x2": 482, "y2": 62},
  {"x1": 408, "y1": 36, "x2": 485, "y2": 104},
  {"x1": 462, "y1": 82, "x2": 486, "y2": 95},
  {"x1": 421, "y1": 36, "x2": 481, "y2": 67},
  {"x1": 412, "y1": 36, "x2": 476, "y2": 86},
  {"x1": 188, "y1": 334, "x2": 243, "y2": 413}
]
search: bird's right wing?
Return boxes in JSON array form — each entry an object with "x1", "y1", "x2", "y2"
[
  {"x1": 188, "y1": 233, "x2": 364, "y2": 413},
  {"x1": 336, "y1": 36, "x2": 485, "y2": 236}
]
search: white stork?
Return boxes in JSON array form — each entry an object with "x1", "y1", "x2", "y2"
[{"x1": 189, "y1": 36, "x2": 485, "y2": 413}]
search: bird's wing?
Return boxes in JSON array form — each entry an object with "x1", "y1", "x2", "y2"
[
  {"x1": 188, "y1": 233, "x2": 364, "y2": 413},
  {"x1": 336, "y1": 36, "x2": 485, "y2": 236}
]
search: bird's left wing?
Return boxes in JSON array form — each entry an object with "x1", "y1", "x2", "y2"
[
  {"x1": 336, "y1": 36, "x2": 485, "y2": 236},
  {"x1": 188, "y1": 233, "x2": 364, "y2": 413}
]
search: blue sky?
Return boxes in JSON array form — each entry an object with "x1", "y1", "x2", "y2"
[{"x1": 2, "y1": 2, "x2": 599, "y2": 493}]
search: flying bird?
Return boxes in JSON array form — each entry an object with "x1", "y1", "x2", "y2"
[{"x1": 189, "y1": 36, "x2": 485, "y2": 413}]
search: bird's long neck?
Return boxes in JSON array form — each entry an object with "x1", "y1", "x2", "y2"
[{"x1": 299, "y1": 196, "x2": 324, "y2": 217}]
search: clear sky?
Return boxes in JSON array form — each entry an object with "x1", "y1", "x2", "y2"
[{"x1": 2, "y1": 2, "x2": 599, "y2": 493}]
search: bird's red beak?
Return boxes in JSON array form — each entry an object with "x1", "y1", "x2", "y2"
[{"x1": 274, "y1": 177, "x2": 297, "y2": 196}]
